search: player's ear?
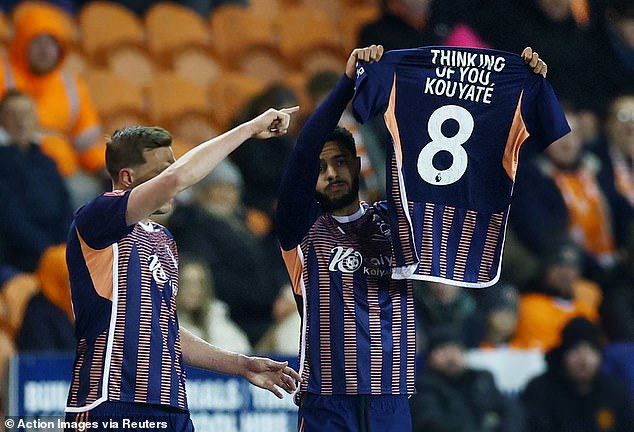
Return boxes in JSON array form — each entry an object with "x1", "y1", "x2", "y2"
[{"x1": 119, "y1": 168, "x2": 134, "y2": 188}]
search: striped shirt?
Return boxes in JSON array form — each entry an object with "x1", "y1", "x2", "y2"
[
  {"x1": 352, "y1": 47, "x2": 571, "y2": 287},
  {"x1": 65, "y1": 190, "x2": 186, "y2": 412},
  {"x1": 276, "y1": 76, "x2": 416, "y2": 402}
]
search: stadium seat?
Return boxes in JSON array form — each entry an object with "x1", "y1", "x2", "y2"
[
  {"x1": 78, "y1": 1, "x2": 145, "y2": 66},
  {"x1": 107, "y1": 46, "x2": 157, "y2": 87},
  {"x1": 300, "y1": 0, "x2": 344, "y2": 25},
  {"x1": 63, "y1": 47, "x2": 87, "y2": 76},
  {"x1": 339, "y1": 4, "x2": 380, "y2": 52},
  {"x1": 210, "y1": 5, "x2": 278, "y2": 69},
  {"x1": 0, "y1": 273, "x2": 39, "y2": 337},
  {"x1": 84, "y1": 68, "x2": 147, "y2": 131},
  {"x1": 144, "y1": 2, "x2": 212, "y2": 67},
  {"x1": 172, "y1": 48, "x2": 224, "y2": 88},
  {"x1": 146, "y1": 71, "x2": 210, "y2": 130},
  {"x1": 273, "y1": 6, "x2": 343, "y2": 71},
  {"x1": 207, "y1": 72, "x2": 266, "y2": 129},
  {"x1": 244, "y1": 0, "x2": 280, "y2": 24}
]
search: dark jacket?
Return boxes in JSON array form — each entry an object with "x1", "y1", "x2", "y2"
[
  {"x1": 410, "y1": 367, "x2": 525, "y2": 432},
  {"x1": 0, "y1": 142, "x2": 72, "y2": 271},
  {"x1": 168, "y1": 203, "x2": 284, "y2": 345},
  {"x1": 521, "y1": 359, "x2": 634, "y2": 432},
  {"x1": 17, "y1": 292, "x2": 74, "y2": 352}
]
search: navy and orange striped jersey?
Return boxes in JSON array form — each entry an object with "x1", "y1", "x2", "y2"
[
  {"x1": 65, "y1": 190, "x2": 186, "y2": 412},
  {"x1": 276, "y1": 76, "x2": 416, "y2": 403},
  {"x1": 352, "y1": 47, "x2": 570, "y2": 288}
]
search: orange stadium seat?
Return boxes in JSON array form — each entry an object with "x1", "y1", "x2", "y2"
[
  {"x1": 274, "y1": 6, "x2": 344, "y2": 71},
  {"x1": 78, "y1": 1, "x2": 146, "y2": 66},
  {"x1": 144, "y1": 2, "x2": 212, "y2": 67},
  {"x1": 210, "y1": 5, "x2": 277, "y2": 66},
  {"x1": 172, "y1": 48, "x2": 224, "y2": 88},
  {"x1": 84, "y1": 68, "x2": 147, "y2": 131},
  {"x1": 244, "y1": 0, "x2": 280, "y2": 24},
  {"x1": 339, "y1": 4, "x2": 380, "y2": 52},
  {"x1": 146, "y1": 71, "x2": 210, "y2": 130},
  {"x1": 207, "y1": 72, "x2": 266, "y2": 130},
  {"x1": 300, "y1": 0, "x2": 344, "y2": 25},
  {"x1": 0, "y1": 274, "x2": 39, "y2": 337},
  {"x1": 107, "y1": 46, "x2": 157, "y2": 87}
]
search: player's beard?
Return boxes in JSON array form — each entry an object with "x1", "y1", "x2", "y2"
[{"x1": 316, "y1": 177, "x2": 360, "y2": 213}]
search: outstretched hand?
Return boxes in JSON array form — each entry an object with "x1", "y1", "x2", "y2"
[
  {"x1": 345, "y1": 44, "x2": 384, "y2": 78},
  {"x1": 250, "y1": 106, "x2": 300, "y2": 139},
  {"x1": 242, "y1": 356, "x2": 302, "y2": 399},
  {"x1": 521, "y1": 47, "x2": 547, "y2": 78}
]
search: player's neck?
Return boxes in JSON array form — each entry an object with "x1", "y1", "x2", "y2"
[{"x1": 330, "y1": 199, "x2": 362, "y2": 218}]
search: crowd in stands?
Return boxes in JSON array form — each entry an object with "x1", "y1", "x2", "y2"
[{"x1": 0, "y1": 0, "x2": 633, "y2": 428}]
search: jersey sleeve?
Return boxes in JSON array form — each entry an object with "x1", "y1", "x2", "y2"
[
  {"x1": 74, "y1": 190, "x2": 134, "y2": 249},
  {"x1": 351, "y1": 59, "x2": 391, "y2": 124},
  {"x1": 522, "y1": 76, "x2": 571, "y2": 150}
]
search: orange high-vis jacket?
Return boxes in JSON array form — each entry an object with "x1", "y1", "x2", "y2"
[
  {"x1": 510, "y1": 284, "x2": 599, "y2": 352},
  {"x1": 0, "y1": 2, "x2": 104, "y2": 176}
]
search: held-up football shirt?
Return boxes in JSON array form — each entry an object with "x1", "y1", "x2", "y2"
[{"x1": 352, "y1": 47, "x2": 570, "y2": 287}]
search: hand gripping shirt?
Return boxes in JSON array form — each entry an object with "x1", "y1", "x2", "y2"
[
  {"x1": 65, "y1": 190, "x2": 186, "y2": 412},
  {"x1": 352, "y1": 47, "x2": 570, "y2": 287}
]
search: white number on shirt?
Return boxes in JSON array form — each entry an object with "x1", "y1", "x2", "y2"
[{"x1": 417, "y1": 105, "x2": 474, "y2": 185}]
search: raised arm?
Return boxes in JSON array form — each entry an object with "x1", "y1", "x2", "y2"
[
  {"x1": 125, "y1": 107, "x2": 298, "y2": 226},
  {"x1": 180, "y1": 326, "x2": 301, "y2": 399},
  {"x1": 276, "y1": 46, "x2": 383, "y2": 250}
]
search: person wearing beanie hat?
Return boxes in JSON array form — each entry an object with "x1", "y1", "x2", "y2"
[
  {"x1": 521, "y1": 317, "x2": 634, "y2": 432},
  {"x1": 410, "y1": 325, "x2": 525, "y2": 432}
]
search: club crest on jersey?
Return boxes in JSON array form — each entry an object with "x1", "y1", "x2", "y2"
[
  {"x1": 329, "y1": 246, "x2": 363, "y2": 273},
  {"x1": 149, "y1": 253, "x2": 170, "y2": 286}
]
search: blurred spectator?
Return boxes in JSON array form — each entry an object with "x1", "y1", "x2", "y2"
[
  {"x1": 168, "y1": 160, "x2": 285, "y2": 346},
  {"x1": 254, "y1": 284, "x2": 300, "y2": 356},
  {"x1": 410, "y1": 325, "x2": 526, "y2": 432},
  {"x1": 596, "y1": 93, "x2": 634, "y2": 207},
  {"x1": 230, "y1": 83, "x2": 299, "y2": 220},
  {"x1": 414, "y1": 280, "x2": 477, "y2": 349},
  {"x1": 358, "y1": 0, "x2": 450, "y2": 51},
  {"x1": 464, "y1": 282, "x2": 521, "y2": 349},
  {"x1": 469, "y1": 0, "x2": 619, "y2": 115},
  {"x1": 511, "y1": 107, "x2": 633, "y2": 280},
  {"x1": 520, "y1": 317, "x2": 634, "y2": 432},
  {"x1": 0, "y1": 89, "x2": 72, "y2": 272},
  {"x1": 593, "y1": 0, "x2": 634, "y2": 95},
  {"x1": 0, "y1": 1, "x2": 106, "y2": 208},
  {"x1": 176, "y1": 255, "x2": 251, "y2": 353},
  {"x1": 602, "y1": 341, "x2": 634, "y2": 400},
  {"x1": 306, "y1": 70, "x2": 384, "y2": 202},
  {"x1": 17, "y1": 244, "x2": 74, "y2": 352},
  {"x1": 511, "y1": 241, "x2": 601, "y2": 352},
  {"x1": 600, "y1": 223, "x2": 634, "y2": 342}
]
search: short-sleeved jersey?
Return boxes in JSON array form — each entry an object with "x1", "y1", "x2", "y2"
[
  {"x1": 352, "y1": 47, "x2": 570, "y2": 288},
  {"x1": 281, "y1": 202, "x2": 416, "y2": 400},
  {"x1": 65, "y1": 190, "x2": 186, "y2": 412}
]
